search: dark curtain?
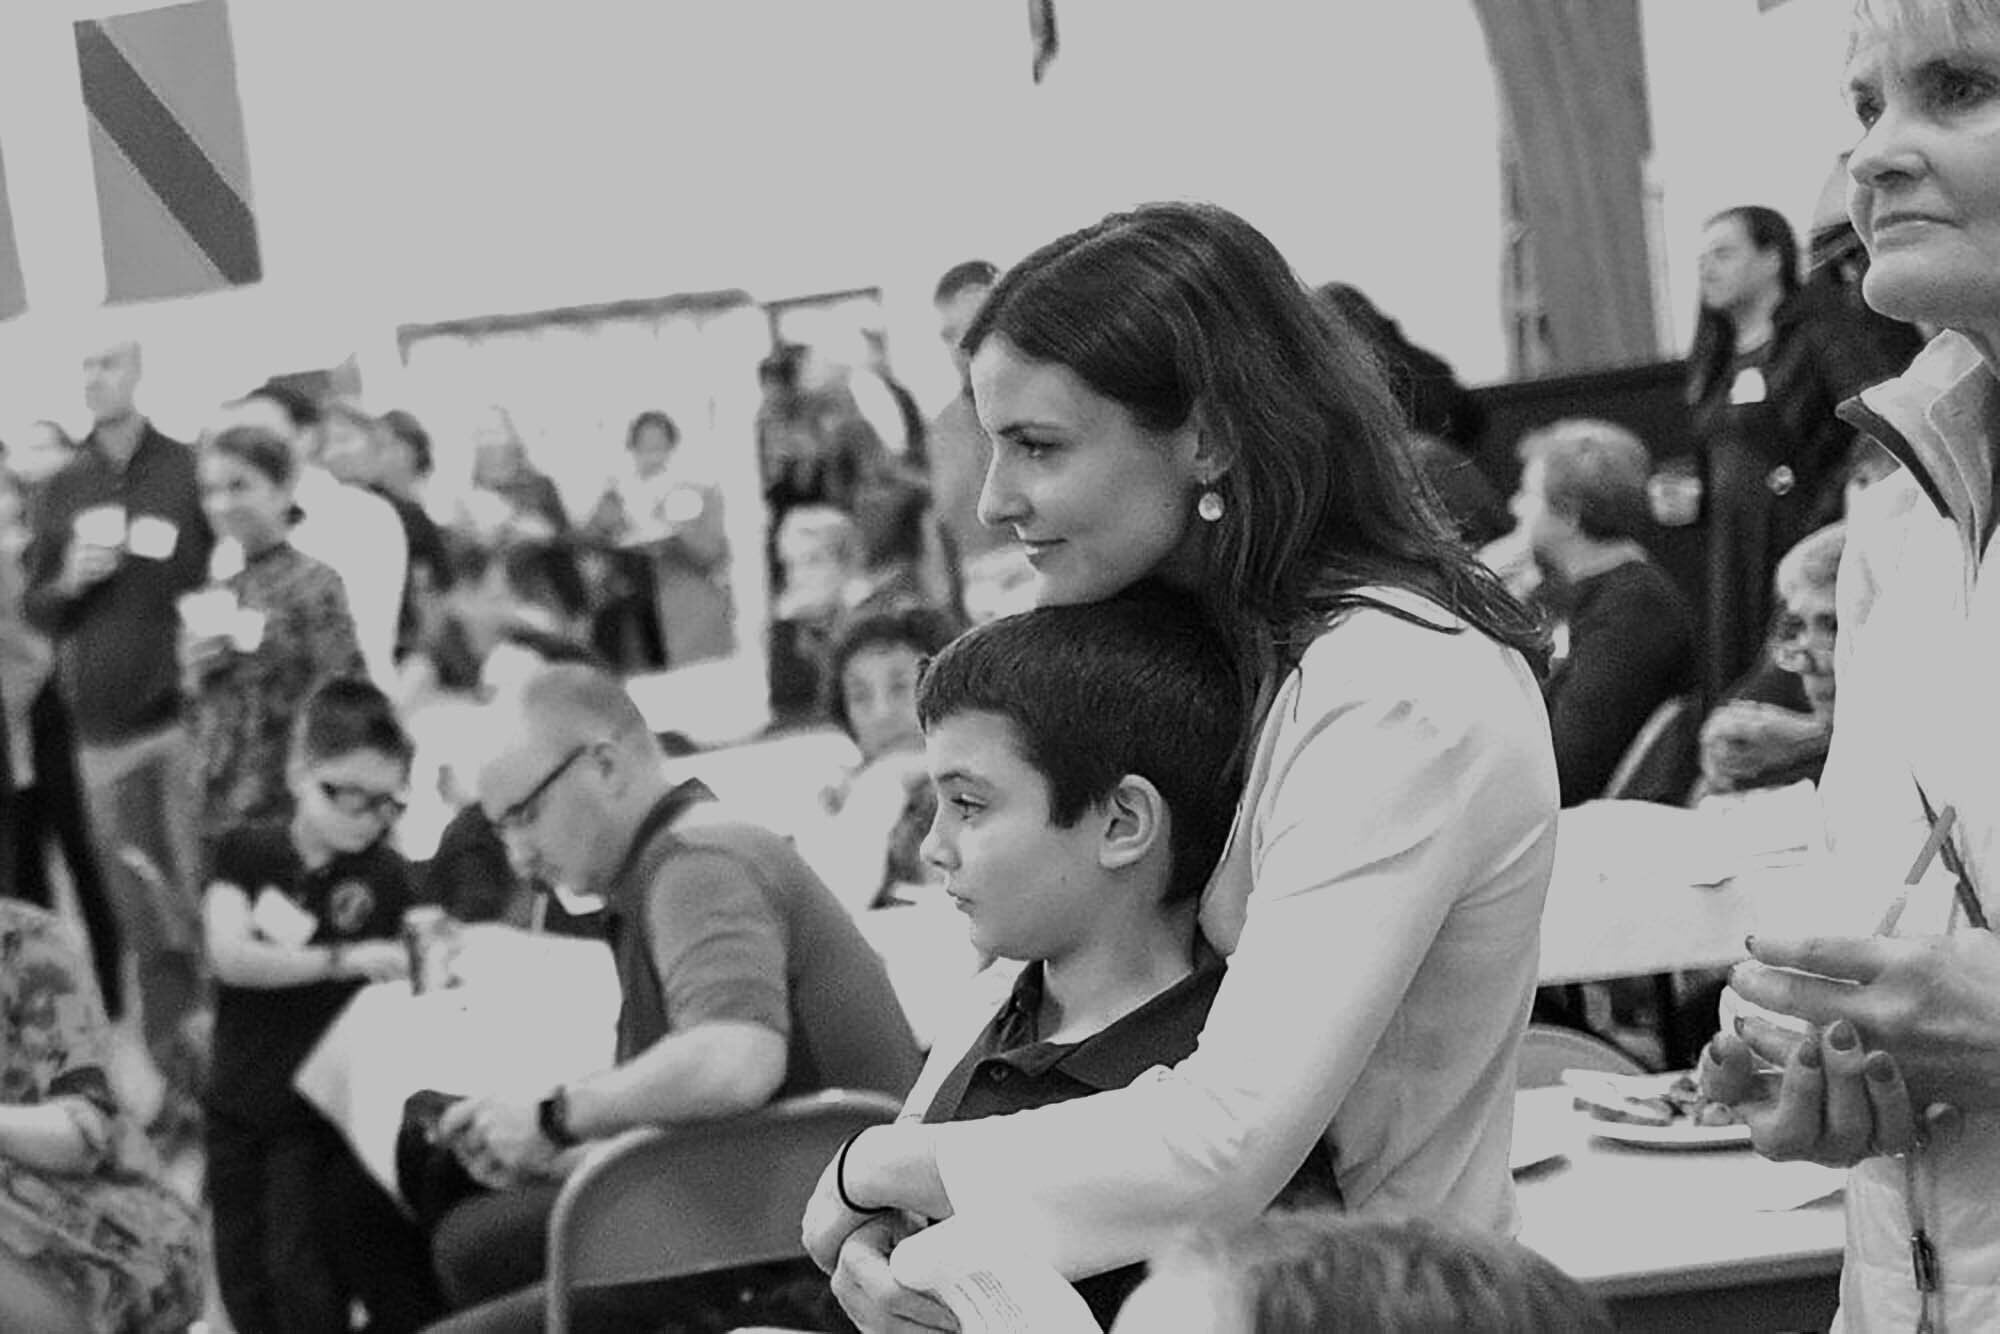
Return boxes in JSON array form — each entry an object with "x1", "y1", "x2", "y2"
[{"x1": 1472, "y1": 0, "x2": 1657, "y2": 372}]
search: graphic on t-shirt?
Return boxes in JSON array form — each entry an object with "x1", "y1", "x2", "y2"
[{"x1": 328, "y1": 879, "x2": 376, "y2": 935}]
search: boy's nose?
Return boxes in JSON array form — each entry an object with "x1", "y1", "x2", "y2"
[{"x1": 919, "y1": 819, "x2": 953, "y2": 873}]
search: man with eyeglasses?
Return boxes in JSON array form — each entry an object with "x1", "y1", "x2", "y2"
[{"x1": 426, "y1": 663, "x2": 922, "y2": 1331}]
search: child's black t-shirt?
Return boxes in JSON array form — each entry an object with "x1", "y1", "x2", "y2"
[{"x1": 206, "y1": 822, "x2": 414, "y2": 1120}]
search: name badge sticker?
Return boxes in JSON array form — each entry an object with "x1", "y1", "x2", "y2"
[
  {"x1": 1729, "y1": 367, "x2": 1768, "y2": 405},
  {"x1": 127, "y1": 515, "x2": 180, "y2": 560},
  {"x1": 251, "y1": 886, "x2": 321, "y2": 948}
]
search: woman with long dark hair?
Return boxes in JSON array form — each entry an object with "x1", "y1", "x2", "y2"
[{"x1": 802, "y1": 202, "x2": 1558, "y2": 1327}]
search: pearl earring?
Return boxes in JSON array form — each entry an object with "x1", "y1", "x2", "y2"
[{"x1": 1197, "y1": 489, "x2": 1225, "y2": 523}]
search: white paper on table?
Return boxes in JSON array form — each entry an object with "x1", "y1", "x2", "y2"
[
  {"x1": 889, "y1": 1218, "x2": 1098, "y2": 1334},
  {"x1": 1556, "y1": 800, "x2": 1737, "y2": 889},
  {"x1": 1698, "y1": 780, "x2": 1826, "y2": 868}
]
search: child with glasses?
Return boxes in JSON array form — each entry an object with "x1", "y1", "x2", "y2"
[{"x1": 202, "y1": 676, "x2": 444, "y2": 1333}]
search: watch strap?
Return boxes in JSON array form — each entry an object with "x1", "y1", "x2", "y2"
[{"x1": 537, "y1": 1085, "x2": 580, "y2": 1149}]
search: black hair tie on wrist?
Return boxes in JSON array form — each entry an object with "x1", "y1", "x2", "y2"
[{"x1": 836, "y1": 1129, "x2": 895, "y2": 1216}]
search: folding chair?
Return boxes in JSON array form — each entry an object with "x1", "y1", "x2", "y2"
[
  {"x1": 1516, "y1": 1021, "x2": 1651, "y2": 1089},
  {"x1": 544, "y1": 1088, "x2": 902, "y2": 1334}
]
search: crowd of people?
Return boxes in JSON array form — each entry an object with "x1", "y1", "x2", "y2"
[{"x1": 0, "y1": 0, "x2": 1995, "y2": 1329}]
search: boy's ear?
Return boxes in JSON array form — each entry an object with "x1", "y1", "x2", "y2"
[{"x1": 1098, "y1": 774, "x2": 1167, "y2": 872}]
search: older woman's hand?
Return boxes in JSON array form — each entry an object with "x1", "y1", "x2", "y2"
[
  {"x1": 1698, "y1": 702, "x2": 1827, "y2": 790},
  {"x1": 1699, "y1": 1019, "x2": 1918, "y2": 1165},
  {"x1": 827, "y1": 1214, "x2": 959, "y2": 1333},
  {"x1": 1730, "y1": 932, "x2": 2000, "y2": 1117}
]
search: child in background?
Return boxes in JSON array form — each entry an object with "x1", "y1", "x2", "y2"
[
  {"x1": 187, "y1": 425, "x2": 365, "y2": 848},
  {"x1": 876, "y1": 584, "x2": 1338, "y2": 1328},
  {"x1": 202, "y1": 677, "x2": 441, "y2": 1334},
  {"x1": 808, "y1": 607, "x2": 963, "y2": 916},
  {"x1": 1111, "y1": 1209, "x2": 1611, "y2": 1333}
]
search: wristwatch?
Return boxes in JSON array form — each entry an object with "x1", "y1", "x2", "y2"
[{"x1": 537, "y1": 1084, "x2": 580, "y2": 1149}]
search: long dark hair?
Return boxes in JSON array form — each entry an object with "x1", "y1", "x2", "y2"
[
  {"x1": 1687, "y1": 205, "x2": 1801, "y2": 407},
  {"x1": 963, "y1": 201, "x2": 1544, "y2": 739}
]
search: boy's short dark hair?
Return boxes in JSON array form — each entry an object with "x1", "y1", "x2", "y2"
[
  {"x1": 825, "y1": 606, "x2": 964, "y2": 739},
  {"x1": 293, "y1": 676, "x2": 414, "y2": 768},
  {"x1": 916, "y1": 582, "x2": 1241, "y2": 905}
]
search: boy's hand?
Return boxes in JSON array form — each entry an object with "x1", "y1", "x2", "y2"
[
  {"x1": 58, "y1": 540, "x2": 119, "y2": 596},
  {"x1": 341, "y1": 941, "x2": 410, "y2": 982}
]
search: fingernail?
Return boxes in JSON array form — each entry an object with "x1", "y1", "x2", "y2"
[
  {"x1": 1866, "y1": 1052, "x2": 1896, "y2": 1083},
  {"x1": 1799, "y1": 1040, "x2": 1823, "y2": 1069},
  {"x1": 1828, "y1": 1021, "x2": 1858, "y2": 1051}
]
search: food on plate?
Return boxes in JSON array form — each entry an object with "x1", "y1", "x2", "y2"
[{"x1": 1572, "y1": 1072, "x2": 1742, "y2": 1130}]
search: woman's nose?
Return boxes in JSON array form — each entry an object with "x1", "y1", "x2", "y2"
[
  {"x1": 1848, "y1": 102, "x2": 1921, "y2": 192},
  {"x1": 976, "y1": 454, "x2": 1023, "y2": 530}
]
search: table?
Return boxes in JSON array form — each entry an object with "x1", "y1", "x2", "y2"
[
  {"x1": 294, "y1": 924, "x2": 621, "y2": 1198},
  {"x1": 294, "y1": 910, "x2": 986, "y2": 1199},
  {"x1": 1514, "y1": 1087, "x2": 1846, "y2": 1331},
  {"x1": 1536, "y1": 797, "x2": 1829, "y2": 987}
]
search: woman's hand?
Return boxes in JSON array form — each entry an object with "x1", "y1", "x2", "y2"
[
  {"x1": 1699, "y1": 1019, "x2": 1917, "y2": 1165},
  {"x1": 828, "y1": 1215, "x2": 959, "y2": 1333},
  {"x1": 1730, "y1": 932, "x2": 2000, "y2": 1116},
  {"x1": 1698, "y1": 702, "x2": 1826, "y2": 790},
  {"x1": 177, "y1": 629, "x2": 234, "y2": 689},
  {"x1": 802, "y1": 1124, "x2": 952, "y2": 1273}
]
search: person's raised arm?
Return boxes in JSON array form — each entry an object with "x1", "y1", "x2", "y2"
[{"x1": 812, "y1": 629, "x2": 1554, "y2": 1278}]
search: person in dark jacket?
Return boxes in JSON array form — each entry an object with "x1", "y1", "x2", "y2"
[
  {"x1": 1507, "y1": 419, "x2": 1696, "y2": 806},
  {"x1": 1683, "y1": 205, "x2": 1913, "y2": 705}
]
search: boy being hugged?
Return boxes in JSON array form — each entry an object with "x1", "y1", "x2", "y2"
[
  {"x1": 873, "y1": 583, "x2": 1337, "y2": 1328},
  {"x1": 202, "y1": 675, "x2": 440, "y2": 1334}
]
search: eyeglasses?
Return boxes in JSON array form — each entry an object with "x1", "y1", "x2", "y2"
[
  {"x1": 316, "y1": 780, "x2": 409, "y2": 822},
  {"x1": 490, "y1": 744, "x2": 593, "y2": 835},
  {"x1": 1768, "y1": 609, "x2": 1837, "y2": 669}
]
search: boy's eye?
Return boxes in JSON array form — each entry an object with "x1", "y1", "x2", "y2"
[{"x1": 948, "y1": 794, "x2": 984, "y2": 817}]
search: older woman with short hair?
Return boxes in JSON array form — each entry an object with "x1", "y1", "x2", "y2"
[{"x1": 1704, "y1": 2, "x2": 2000, "y2": 1326}]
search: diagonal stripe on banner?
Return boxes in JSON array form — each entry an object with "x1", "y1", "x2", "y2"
[
  {"x1": 0, "y1": 144, "x2": 25, "y2": 320},
  {"x1": 76, "y1": 16, "x2": 260, "y2": 286}
]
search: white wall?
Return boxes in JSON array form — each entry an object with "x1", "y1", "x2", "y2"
[
  {"x1": 1644, "y1": 0, "x2": 1861, "y2": 354},
  {"x1": 0, "y1": 0, "x2": 1505, "y2": 450},
  {"x1": 0, "y1": 0, "x2": 1869, "y2": 459}
]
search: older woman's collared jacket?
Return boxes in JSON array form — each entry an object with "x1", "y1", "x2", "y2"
[{"x1": 1823, "y1": 331, "x2": 2000, "y2": 1332}]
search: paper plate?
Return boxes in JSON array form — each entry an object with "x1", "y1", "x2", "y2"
[{"x1": 1586, "y1": 1117, "x2": 1754, "y2": 1151}]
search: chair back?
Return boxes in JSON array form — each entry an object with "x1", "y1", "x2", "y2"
[
  {"x1": 1517, "y1": 1022, "x2": 1650, "y2": 1089},
  {"x1": 1601, "y1": 694, "x2": 1699, "y2": 804},
  {"x1": 544, "y1": 1088, "x2": 902, "y2": 1334}
]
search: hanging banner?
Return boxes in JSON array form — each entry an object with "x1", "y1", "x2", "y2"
[
  {"x1": 75, "y1": 0, "x2": 261, "y2": 303},
  {"x1": 0, "y1": 144, "x2": 24, "y2": 320}
]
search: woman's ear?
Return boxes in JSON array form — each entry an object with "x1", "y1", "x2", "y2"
[
  {"x1": 1186, "y1": 406, "x2": 1232, "y2": 482},
  {"x1": 1099, "y1": 774, "x2": 1167, "y2": 872}
]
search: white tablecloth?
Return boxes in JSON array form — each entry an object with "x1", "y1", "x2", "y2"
[
  {"x1": 294, "y1": 925, "x2": 620, "y2": 1198},
  {"x1": 1514, "y1": 1087, "x2": 1845, "y2": 1300}
]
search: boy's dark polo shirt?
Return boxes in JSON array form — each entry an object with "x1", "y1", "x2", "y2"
[
  {"x1": 922, "y1": 945, "x2": 1341, "y2": 1329},
  {"x1": 21, "y1": 424, "x2": 214, "y2": 745},
  {"x1": 206, "y1": 823, "x2": 414, "y2": 1122}
]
